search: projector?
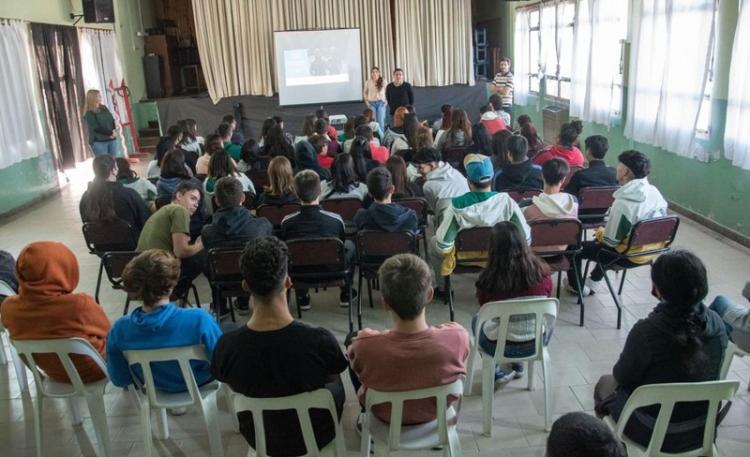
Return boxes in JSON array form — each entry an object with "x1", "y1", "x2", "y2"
[{"x1": 329, "y1": 114, "x2": 348, "y2": 133}]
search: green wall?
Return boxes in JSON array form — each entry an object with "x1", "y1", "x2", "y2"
[{"x1": 501, "y1": 1, "x2": 750, "y2": 240}]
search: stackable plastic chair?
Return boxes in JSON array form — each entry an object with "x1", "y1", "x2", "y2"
[
  {"x1": 208, "y1": 247, "x2": 247, "y2": 323},
  {"x1": 603, "y1": 380, "x2": 739, "y2": 457},
  {"x1": 577, "y1": 186, "x2": 618, "y2": 236},
  {"x1": 12, "y1": 337, "x2": 111, "y2": 457},
  {"x1": 720, "y1": 341, "x2": 749, "y2": 386},
  {"x1": 392, "y1": 197, "x2": 429, "y2": 255},
  {"x1": 0, "y1": 319, "x2": 29, "y2": 396},
  {"x1": 256, "y1": 203, "x2": 301, "y2": 230},
  {"x1": 356, "y1": 230, "x2": 419, "y2": 311},
  {"x1": 360, "y1": 378, "x2": 464, "y2": 457},
  {"x1": 465, "y1": 297, "x2": 558, "y2": 435},
  {"x1": 321, "y1": 198, "x2": 363, "y2": 237},
  {"x1": 123, "y1": 345, "x2": 224, "y2": 457},
  {"x1": 231, "y1": 388, "x2": 346, "y2": 457}
]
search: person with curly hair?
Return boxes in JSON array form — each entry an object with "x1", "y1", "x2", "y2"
[
  {"x1": 211, "y1": 236, "x2": 348, "y2": 456},
  {"x1": 106, "y1": 249, "x2": 222, "y2": 398}
]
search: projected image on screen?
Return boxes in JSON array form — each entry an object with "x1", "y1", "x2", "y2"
[{"x1": 274, "y1": 29, "x2": 362, "y2": 106}]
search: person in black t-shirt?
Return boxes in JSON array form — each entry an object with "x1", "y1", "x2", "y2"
[
  {"x1": 493, "y1": 135, "x2": 544, "y2": 192},
  {"x1": 211, "y1": 236, "x2": 348, "y2": 456},
  {"x1": 564, "y1": 135, "x2": 618, "y2": 197},
  {"x1": 280, "y1": 170, "x2": 356, "y2": 310},
  {"x1": 385, "y1": 68, "x2": 414, "y2": 117}
]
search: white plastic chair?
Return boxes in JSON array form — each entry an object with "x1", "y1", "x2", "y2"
[
  {"x1": 11, "y1": 337, "x2": 111, "y2": 457},
  {"x1": 360, "y1": 378, "x2": 464, "y2": 457},
  {"x1": 0, "y1": 319, "x2": 30, "y2": 395},
  {"x1": 231, "y1": 387, "x2": 346, "y2": 457},
  {"x1": 603, "y1": 380, "x2": 739, "y2": 457},
  {"x1": 464, "y1": 297, "x2": 558, "y2": 435},
  {"x1": 123, "y1": 345, "x2": 224, "y2": 457},
  {"x1": 719, "y1": 341, "x2": 749, "y2": 387}
]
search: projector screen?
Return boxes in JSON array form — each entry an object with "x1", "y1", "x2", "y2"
[{"x1": 274, "y1": 28, "x2": 363, "y2": 106}]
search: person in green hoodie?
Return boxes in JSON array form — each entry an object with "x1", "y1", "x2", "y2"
[
  {"x1": 429, "y1": 153, "x2": 530, "y2": 294},
  {"x1": 83, "y1": 89, "x2": 118, "y2": 157},
  {"x1": 218, "y1": 122, "x2": 243, "y2": 161}
]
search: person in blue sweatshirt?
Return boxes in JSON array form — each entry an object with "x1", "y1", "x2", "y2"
[
  {"x1": 106, "y1": 249, "x2": 222, "y2": 394},
  {"x1": 354, "y1": 167, "x2": 418, "y2": 233}
]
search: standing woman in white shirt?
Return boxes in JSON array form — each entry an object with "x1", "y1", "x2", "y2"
[{"x1": 363, "y1": 67, "x2": 387, "y2": 132}]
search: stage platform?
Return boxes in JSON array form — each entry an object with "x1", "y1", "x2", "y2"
[{"x1": 155, "y1": 83, "x2": 491, "y2": 138}]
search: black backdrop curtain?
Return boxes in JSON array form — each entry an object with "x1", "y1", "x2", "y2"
[{"x1": 30, "y1": 23, "x2": 87, "y2": 169}]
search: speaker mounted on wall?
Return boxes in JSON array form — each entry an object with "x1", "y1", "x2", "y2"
[{"x1": 82, "y1": 0, "x2": 115, "y2": 24}]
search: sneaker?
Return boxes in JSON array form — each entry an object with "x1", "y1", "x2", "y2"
[
  {"x1": 494, "y1": 367, "x2": 516, "y2": 390},
  {"x1": 167, "y1": 407, "x2": 187, "y2": 416},
  {"x1": 564, "y1": 279, "x2": 594, "y2": 296},
  {"x1": 339, "y1": 288, "x2": 358, "y2": 307},
  {"x1": 297, "y1": 293, "x2": 311, "y2": 311},
  {"x1": 511, "y1": 363, "x2": 525, "y2": 379}
]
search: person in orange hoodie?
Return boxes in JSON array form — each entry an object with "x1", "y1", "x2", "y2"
[{"x1": 0, "y1": 241, "x2": 111, "y2": 383}]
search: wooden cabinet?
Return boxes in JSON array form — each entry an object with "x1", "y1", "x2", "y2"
[{"x1": 144, "y1": 34, "x2": 179, "y2": 97}]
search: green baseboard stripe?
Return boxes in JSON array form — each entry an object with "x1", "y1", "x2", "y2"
[
  {"x1": 668, "y1": 201, "x2": 750, "y2": 250},
  {"x1": 0, "y1": 187, "x2": 61, "y2": 226}
]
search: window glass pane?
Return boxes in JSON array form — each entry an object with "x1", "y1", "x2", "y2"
[
  {"x1": 559, "y1": 26, "x2": 574, "y2": 79},
  {"x1": 530, "y1": 9, "x2": 540, "y2": 28},
  {"x1": 560, "y1": 1, "x2": 576, "y2": 24},
  {"x1": 560, "y1": 80, "x2": 571, "y2": 101},
  {"x1": 529, "y1": 30, "x2": 540, "y2": 75},
  {"x1": 530, "y1": 75, "x2": 540, "y2": 93}
]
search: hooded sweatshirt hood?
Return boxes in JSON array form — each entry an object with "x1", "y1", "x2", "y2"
[
  {"x1": 525, "y1": 192, "x2": 578, "y2": 221},
  {"x1": 201, "y1": 206, "x2": 273, "y2": 249},
  {"x1": 354, "y1": 202, "x2": 418, "y2": 233},
  {"x1": 16, "y1": 241, "x2": 79, "y2": 297},
  {"x1": 157, "y1": 176, "x2": 183, "y2": 198},
  {"x1": 422, "y1": 162, "x2": 470, "y2": 212},
  {"x1": 129, "y1": 303, "x2": 178, "y2": 332},
  {"x1": 602, "y1": 177, "x2": 668, "y2": 248}
]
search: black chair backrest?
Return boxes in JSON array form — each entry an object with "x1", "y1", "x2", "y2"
[
  {"x1": 626, "y1": 216, "x2": 680, "y2": 252},
  {"x1": 256, "y1": 203, "x2": 301, "y2": 228},
  {"x1": 287, "y1": 238, "x2": 346, "y2": 270},
  {"x1": 393, "y1": 197, "x2": 428, "y2": 225},
  {"x1": 247, "y1": 170, "x2": 270, "y2": 191},
  {"x1": 356, "y1": 231, "x2": 418, "y2": 266},
  {"x1": 529, "y1": 219, "x2": 583, "y2": 255},
  {"x1": 82, "y1": 220, "x2": 138, "y2": 256},
  {"x1": 507, "y1": 189, "x2": 542, "y2": 203},
  {"x1": 442, "y1": 147, "x2": 470, "y2": 174},
  {"x1": 455, "y1": 227, "x2": 493, "y2": 262},
  {"x1": 155, "y1": 196, "x2": 171, "y2": 209},
  {"x1": 208, "y1": 247, "x2": 243, "y2": 281},
  {"x1": 321, "y1": 198, "x2": 363, "y2": 222},
  {"x1": 578, "y1": 186, "x2": 618, "y2": 212},
  {"x1": 102, "y1": 251, "x2": 139, "y2": 286}
]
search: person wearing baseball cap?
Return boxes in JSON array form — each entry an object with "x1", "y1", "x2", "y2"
[
  {"x1": 565, "y1": 149, "x2": 668, "y2": 296},
  {"x1": 429, "y1": 153, "x2": 531, "y2": 294},
  {"x1": 411, "y1": 147, "x2": 469, "y2": 215}
]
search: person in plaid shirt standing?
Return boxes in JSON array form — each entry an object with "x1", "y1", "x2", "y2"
[{"x1": 492, "y1": 57, "x2": 514, "y2": 123}]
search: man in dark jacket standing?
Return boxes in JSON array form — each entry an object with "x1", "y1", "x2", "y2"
[
  {"x1": 202, "y1": 176, "x2": 273, "y2": 313},
  {"x1": 385, "y1": 68, "x2": 414, "y2": 118},
  {"x1": 355, "y1": 167, "x2": 418, "y2": 233}
]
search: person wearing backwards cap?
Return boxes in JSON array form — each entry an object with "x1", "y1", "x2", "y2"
[
  {"x1": 411, "y1": 147, "x2": 469, "y2": 216},
  {"x1": 565, "y1": 150, "x2": 668, "y2": 296},
  {"x1": 429, "y1": 154, "x2": 530, "y2": 295}
]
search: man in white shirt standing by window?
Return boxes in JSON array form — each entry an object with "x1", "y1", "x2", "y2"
[{"x1": 492, "y1": 57, "x2": 514, "y2": 123}]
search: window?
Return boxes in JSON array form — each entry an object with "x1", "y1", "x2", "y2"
[{"x1": 519, "y1": 1, "x2": 576, "y2": 101}]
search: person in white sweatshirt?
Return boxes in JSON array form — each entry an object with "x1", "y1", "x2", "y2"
[
  {"x1": 412, "y1": 147, "x2": 470, "y2": 217},
  {"x1": 429, "y1": 154, "x2": 530, "y2": 292},
  {"x1": 523, "y1": 158, "x2": 578, "y2": 252},
  {"x1": 566, "y1": 150, "x2": 668, "y2": 295}
]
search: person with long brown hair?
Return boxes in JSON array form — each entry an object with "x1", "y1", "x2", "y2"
[
  {"x1": 363, "y1": 66, "x2": 387, "y2": 131},
  {"x1": 83, "y1": 89, "x2": 118, "y2": 157},
  {"x1": 474, "y1": 221, "x2": 552, "y2": 383},
  {"x1": 382, "y1": 106, "x2": 410, "y2": 153},
  {"x1": 436, "y1": 108, "x2": 472, "y2": 151},
  {"x1": 386, "y1": 155, "x2": 423, "y2": 199},
  {"x1": 254, "y1": 156, "x2": 299, "y2": 207}
]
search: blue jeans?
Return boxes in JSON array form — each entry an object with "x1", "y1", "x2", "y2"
[
  {"x1": 470, "y1": 315, "x2": 550, "y2": 358},
  {"x1": 91, "y1": 139, "x2": 119, "y2": 157},
  {"x1": 369, "y1": 100, "x2": 387, "y2": 132}
]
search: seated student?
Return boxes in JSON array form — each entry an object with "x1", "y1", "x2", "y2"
[
  {"x1": 564, "y1": 135, "x2": 618, "y2": 197},
  {"x1": 137, "y1": 180, "x2": 207, "y2": 300},
  {"x1": 594, "y1": 250, "x2": 727, "y2": 453},
  {"x1": 204, "y1": 148, "x2": 256, "y2": 198},
  {"x1": 348, "y1": 254, "x2": 469, "y2": 424},
  {"x1": 178, "y1": 119, "x2": 204, "y2": 156},
  {"x1": 211, "y1": 236, "x2": 347, "y2": 456},
  {"x1": 479, "y1": 103, "x2": 507, "y2": 136},
  {"x1": 237, "y1": 138, "x2": 265, "y2": 173},
  {"x1": 1, "y1": 242, "x2": 110, "y2": 383},
  {"x1": 156, "y1": 149, "x2": 197, "y2": 198},
  {"x1": 546, "y1": 412, "x2": 626, "y2": 457},
  {"x1": 516, "y1": 115, "x2": 545, "y2": 158},
  {"x1": 272, "y1": 115, "x2": 297, "y2": 145},
  {"x1": 313, "y1": 118, "x2": 340, "y2": 157},
  {"x1": 350, "y1": 136, "x2": 379, "y2": 182},
  {"x1": 80, "y1": 155, "x2": 151, "y2": 234},
  {"x1": 294, "y1": 114, "x2": 317, "y2": 145},
  {"x1": 489, "y1": 94, "x2": 512, "y2": 126},
  {"x1": 106, "y1": 249, "x2": 222, "y2": 396},
  {"x1": 116, "y1": 157, "x2": 157, "y2": 203},
  {"x1": 343, "y1": 116, "x2": 375, "y2": 154},
  {"x1": 155, "y1": 125, "x2": 183, "y2": 166},
  {"x1": 254, "y1": 156, "x2": 300, "y2": 207},
  {"x1": 411, "y1": 147, "x2": 470, "y2": 214},
  {"x1": 296, "y1": 135, "x2": 331, "y2": 180},
  {"x1": 362, "y1": 107, "x2": 384, "y2": 140},
  {"x1": 354, "y1": 167, "x2": 418, "y2": 233},
  {"x1": 315, "y1": 108, "x2": 340, "y2": 143},
  {"x1": 490, "y1": 129, "x2": 514, "y2": 172},
  {"x1": 280, "y1": 170, "x2": 356, "y2": 310},
  {"x1": 430, "y1": 154, "x2": 530, "y2": 291},
  {"x1": 493, "y1": 135, "x2": 544, "y2": 192},
  {"x1": 356, "y1": 125, "x2": 388, "y2": 164},
  {"x1": 533, "y1": 120, "x2": 585, "y2": 167},
  {"x1": 195, "y1": 134, "x2": 223, "y2": 176},
  {"x1": 320, "y1": 153, "x2": 369, "y2": 201},
  {"x1": 435, "y1": 109, "x2": 472, "y2": 151},
  {"x1": 263, "y1": 124, "x2": 297, "y2": 168},
  {"x1": 0, "y1": 250, "x2": 17, "y2": 305},
  {"x1": 709, "y1": 281, "x2": 750, "y2": 352},
  {"x1": 218, "y1": 122, "x2": 242, "y2": 161},
  {"x1": 223, "y1": 114, "x2": 244, "y2": 145},
  {"x1": 523, "y1": 158, "x2": 578, "y2": 222},
  {"x1": 566, "y1": 150, "x2": 668, "y2": 295},
  {"x1": 474, "y1": 222, "x2": 552, "y2": 382},
  {"x1": 386, "y1": 155, "x2": 423, "y2": 199},
  {"x1": 432, "y1": 104, "x2": 452, "y2": 132},
  {"x1": 307, "y1": 133, "x2": 333, "y2": 169},
  {"x1": 382, "y1": 107, "x2": 409, "y2": 151}
]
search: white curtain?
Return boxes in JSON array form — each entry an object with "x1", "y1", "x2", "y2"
[
  {"x1": 513, "y1": 9, "x2": 531, "y2": 106},
  {"x1": 0, "y1": 20, "x2": 45, "y2": 168},
  {"x1": 624, "y1": 0, "x2": 716, "y2": 158},
  {"x1": 539, "y1": 4, "x2": 557, "y2": 80},
  {"x1": 570, "y1": 0, "x2": 628, "y2": 125},
  {"x1": 724, "y1": 0, "x2": 750, "y2": 170},
  {"x1": 78, "y1": 28, "x2": 124, "y2": 110}
]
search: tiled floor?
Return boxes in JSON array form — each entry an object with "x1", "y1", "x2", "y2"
[{"x1": 1, "y1": 160, "x2": 749, "y2": 456}]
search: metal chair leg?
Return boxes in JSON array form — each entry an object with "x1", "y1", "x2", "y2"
[
  {"x1": 571, "y1": 259, "x2": 585, "y2": 327},
  {"x1": 95, "y1": 259, "x2": 104, "y2": 304},
  {"x1": 618, "y1": 270, "x2": 627, "y2": 295},
  {"x1": 445, "y1": 276, "x2": 455, "y2": 322},
  {"x1": 123, "y1": 297, "x2": 131, "y2": 316},
  {"x1": 191, "y1": 285, "x2": 201, "y2": 308},
  {"x1": 602, "y1": 271, "x2": 622, "y2": 329},
  {"x1": 367, "y1": 278, "x2": 374, "y2": 308}
]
